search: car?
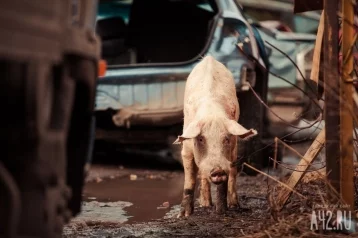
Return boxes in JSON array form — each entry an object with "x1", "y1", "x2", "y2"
[{"x1": 93, "y1": 0, "x2": 275, "y2": 171}]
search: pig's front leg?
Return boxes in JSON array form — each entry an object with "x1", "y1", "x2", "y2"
[
  {"x1": 228, "y1": 166, "x2": 239, "y2": 208},
  {"x1": 178, "y1": 145, "x2": 198, "y2": 218},
  {"x1": 228, "y1": 144, "x2": 239, "y2": 208},
  {"x1": 199, "y1": 177, "x2": 212, "y2": 207}
]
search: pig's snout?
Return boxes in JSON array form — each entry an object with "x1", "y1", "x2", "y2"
[{"x1": 210, "y1": 168, "x2": 228, "y2": 185}]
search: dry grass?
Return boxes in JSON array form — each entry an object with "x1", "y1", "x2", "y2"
[{"x1": 243, "y1": 171, "x2": 358, "y2": 238}]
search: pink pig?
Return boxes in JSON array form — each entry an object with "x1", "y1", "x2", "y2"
[{"x1": 173, "y1": 56, "x2": 257, "y2": 217}]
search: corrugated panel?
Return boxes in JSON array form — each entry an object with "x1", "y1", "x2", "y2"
[
  {"x1": 97, "y1": 80, "x2": 187, "y2": 110},
  {"x1": 133, "y1": 84, "x2": 148, "y2": 109},
  {"x1": 118, "y1": 85, "x2": 133, "y2": 106},
  {"x1": 147, "y1": 82, "x2": 163, "y2": 109},
  {"x1": 116, "y1": 81, "x2": 187, "y2": 110},
  {"x1": 162, "y1": 82, "x2": 177, "y2": 109},
  {"x1": 176, "y1": 81, "x2": 186, "y2": 108}
]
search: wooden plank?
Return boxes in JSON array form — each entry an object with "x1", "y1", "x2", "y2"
[
  {"x1": 276, "y1": 129, "x2": 325, "y2": 210},
  {"x1": 310, "y1": 10, "x2": 324, "y2": 85}
]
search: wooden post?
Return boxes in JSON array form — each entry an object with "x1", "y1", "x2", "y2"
[
  {"x1": 323, "y1": 0, "x2": 340, "y2": 198},
  {"x1": 340, "y1": 0, "x2": 354, "y2": 208}
]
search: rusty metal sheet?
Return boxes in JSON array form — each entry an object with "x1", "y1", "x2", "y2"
[{"x1": 294, "y1": 0, "x2": 323, "y2": 13}]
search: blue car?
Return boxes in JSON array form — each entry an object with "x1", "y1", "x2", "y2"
[{"x1": 93, "y1": 0, "x2": 273, "y2": 170}]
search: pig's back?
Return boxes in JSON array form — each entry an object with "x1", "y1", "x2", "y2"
[{"x1": 184, "y1": 56, "x2": 238, "y2": 120}]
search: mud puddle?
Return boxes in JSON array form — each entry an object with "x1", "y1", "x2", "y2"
[
  {"x1": 81, "y1": 171, "x2": 184, "y2": 224},
  {"x1": 63, "y1": 175, "x2": 272, "y2": 238}
]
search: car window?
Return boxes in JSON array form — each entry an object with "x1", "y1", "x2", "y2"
[
  {"x1": 97, "y1": 0, "x2": 214, "y2": 23},
  {"x1": 97, "y1": 1, "x2": 132, "y2": 23}
]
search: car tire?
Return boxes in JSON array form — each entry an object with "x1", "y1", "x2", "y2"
[{"x1": 0, "y1": 59, "x2": 81, "y2": 238}]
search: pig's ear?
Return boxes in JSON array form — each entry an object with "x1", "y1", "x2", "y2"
[
  {"x1": 225, "y1": 120, "x2": 257, "y2": 140},
  {"x1": 173, "y1": 120, "x2": 202, "y2": 144}
]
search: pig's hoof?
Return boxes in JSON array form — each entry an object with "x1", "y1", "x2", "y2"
[
  {"x1": 178, "y1": 190, "x2": 194, "y2": 218},
  {"x1": 199, "y1": 199, "x2": 213, "y2": 208},
  {"x1": 228, "y1": 202, "x2": 240, "y2": 209},
  {"x1": 177, "y1": 211, "x2": 185, "y2": 218},
  {"x1": 213, "y1": 205, "x2": 227, "y2": 214},
  {"x1": 215, "y1": 206, "x2": 227, "y2": 215},
  {"x1": 177, "y1": 206, "x2": 194, "y2": 218}
]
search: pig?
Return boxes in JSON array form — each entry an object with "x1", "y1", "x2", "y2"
[{"x1": 173, "y1": 55, "x2": 257, "y2": 217}]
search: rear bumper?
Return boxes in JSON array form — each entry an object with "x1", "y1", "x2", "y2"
[
  {"x1": 111, "y1": 107, "x2": 183, "y2": 127},
  {"x1": 94, "y1": 109, "x2": 183, "y2": 144},
  {"x1": 95, "y1": 126, "x2": 178, "y2": 144}
]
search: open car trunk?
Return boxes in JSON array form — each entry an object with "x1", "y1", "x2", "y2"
[{"x1": 96, "y1": 0, "x2": 218, "y2": 66}]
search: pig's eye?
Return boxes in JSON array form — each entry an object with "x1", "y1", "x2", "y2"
[
  {"x1": 197, "y1": 136, "x2": 205, "y2": 144},
  {"x1": 224, "y1": 136, "x2": 230, "y2": 144}
]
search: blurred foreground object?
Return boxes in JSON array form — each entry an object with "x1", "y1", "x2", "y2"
[{"x1": 0, "y1": 0, "x2": 101, "y2": 237}]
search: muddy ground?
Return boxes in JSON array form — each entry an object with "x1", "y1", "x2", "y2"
[{"x1": 63, "y1": 148, "x2": 358, "y2": 238}]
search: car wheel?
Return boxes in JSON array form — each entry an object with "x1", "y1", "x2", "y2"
[{"x1": 0, "y1": 60, "x2": 76, "y2": 238}]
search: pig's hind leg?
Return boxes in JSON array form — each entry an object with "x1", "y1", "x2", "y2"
[
  {"x1": 199, "y1": 177, "x2": 212, "y2": 207},
  {"x1": 178, "y1": 143, "x2": 198, "y2": 218}
]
